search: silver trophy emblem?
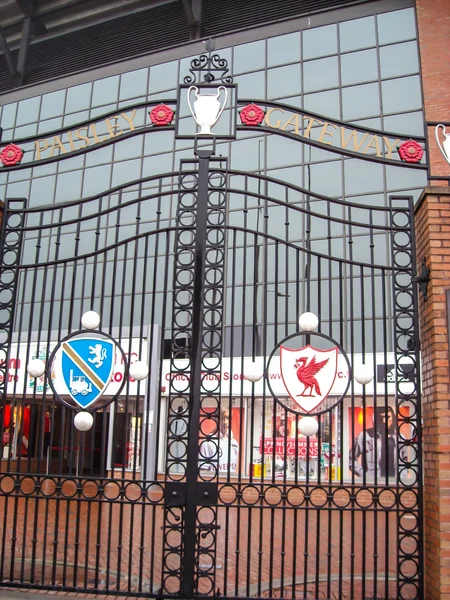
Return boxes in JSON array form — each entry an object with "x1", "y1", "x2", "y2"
[
  {"x1": 187, "y1": 85, "x2": 228, "y2": 135},
  {"x1": 435, "y1": 124, "x2": 450, "y2": 165}
]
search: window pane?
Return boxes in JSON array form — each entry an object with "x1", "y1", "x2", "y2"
[
  {"x1": 148, "y1": 61, "x2": 178, "y2": 93},
  {"x1": 40, "y1": 90, "x2": 66, "y2": 120},
  {"x1": 66, "y1": 83, "x2": 92, "y2": 113},
  {"x1": 268, "y1": 64, "x2": 301, "y2": 98},
  {"x1": 304, "y1": 56, "x2": 339, "y2": 93},
  {"x1": 383, "y1": 112, "x2": 424, "y2": 137},
  {"x1": 303, "y1": 24, "x2": 337, "y2": 60},
  {"x1": 344, "y1": 159, "x2": 384, "y2": 195},
  {"x1": 339, "y1": 16, "x2": 376, "y2": 52},
  {"x1": 308, "y1": 161, "x2": 342, "y2": 196},
  {"x1": 268, "y1": 32, "x2": 301, "y2": 67},
  {"x1": 92, "y1": 75, "x2": 120, "y2": 107},
  {"x1": 342, "y1": 83, "x2": 380, "y2": 120},
  {"x1": 16, "y1": 96, "x2": 40, "y2": 126},
  {"x1": 119, "y1": 68, "x2": 148, "y2": 100},
  {"x1": 381, "y1": 76, "x2": 422, "y2": 114},
  {"x1": 377, "y1": 8, "x2": 416, "y2": 45},
  {"x1": 341, "y1": 49, "x2": 378, "y2": 86},
  {"x1": 234, "y1": 71, "x2": 265, "y2": 98},
  {"x1": 380, "y1": 42, "x2": 419, "y2": 79},
  {"x1": 233, "y1": 40, "x2": 265, "y2": 74},
  {"x1": 304, "y1": 89, "x2": 340, "y2": 120}
]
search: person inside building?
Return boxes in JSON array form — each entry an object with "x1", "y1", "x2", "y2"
[
  {"x1": 199, "y1": 407, "x2": 239, "y2": 474},
  {"x1": 349, "y1": 406, "x2": 399, "y2": 480}
]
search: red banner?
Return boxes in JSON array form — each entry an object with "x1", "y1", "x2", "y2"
[{"x1": 261, "y1": 438, "x2": 319, "y2": 458}]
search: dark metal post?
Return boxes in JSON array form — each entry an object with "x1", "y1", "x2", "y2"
[{"x1": 182, "y1": 148, "x2": 213, "y2": 597}]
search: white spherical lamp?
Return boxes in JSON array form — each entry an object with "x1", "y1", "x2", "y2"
[
  {"x1": 129, "y1": 361, "x2": 149, "y2": 381},
  {"x1": 81, "y1": 311, "x2": 100, "y2": 330},
  {"x1": 354, "y1": 364, "x2": 374, "y2": 386},
  {"x1": 74, "y1": 411, "x2": 94, "y2": 432},
  {"x1": 299, "y1": 312, "x2": 319, "y2": 332},
  {"x1": 243, "y1": 362, "x2": 264, "y2": 383},
  {"x1": 298, "y1": 416, "x2": 319, "y2": 437},
  {"x1": 27, "y1": 358, "x2": 46, "y2": 378}
]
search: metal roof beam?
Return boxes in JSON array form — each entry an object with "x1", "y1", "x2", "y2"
[
  {"x1": 15, "y1": 0, "x2": 48, "y2": 34},
  {"x1": 182, "y1": 0, "x2": 202, "y2": 39},
  {"x1": 0, "y1": 24, "x2": 17, "y2": 77},
  {"x1": 15, "y1": 15, "x2": 32, "y2": 86}
]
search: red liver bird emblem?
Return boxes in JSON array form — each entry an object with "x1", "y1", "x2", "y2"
[{"x1": 280, "y1": 345, "x2": 338, "y2": 412}]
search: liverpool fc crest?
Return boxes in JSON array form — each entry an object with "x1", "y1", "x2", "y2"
[{"x1": 280, "y1": 345, "x2": 338, "y2": 412}]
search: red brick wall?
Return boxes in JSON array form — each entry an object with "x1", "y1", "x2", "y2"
[
  {"x1": 415, "y1": 0, "x2": 450, "y2": 597},
  {"x1": 415, "y1": 188, "x2": 450, "y2": 600},
  {"x1": 415, "y1": 0, "x2": 450, "y2": 181}
]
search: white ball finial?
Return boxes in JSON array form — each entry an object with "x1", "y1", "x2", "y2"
[
  {"x1": 299, "y1": 312, "x2": 319, "y2": 332},
  {"x1": 81, "y1": 311, "x2": 100, "y2": 330},
  {"x1": 354, "y1": 364, "x2": 374, "y2": 385},
  {"x1": 298, "y1": 416, "x2": 319, "y2": 437},
  {"x1": 27, "y1": 358, "x2": 46, "y2": 378},
  {"x1": 74, "y1": 411, "x2": 94, "y2": 431},
  {"x1": 129, "y1": 361, "x2": 149, "y2": 381},
  {"x1": 243, "y1": 362, "x2": 264, "y2": 383}
]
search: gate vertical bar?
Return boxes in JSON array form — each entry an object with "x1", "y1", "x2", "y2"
[{"x1": 389, "y1": 195, "x2": 424, "y2": 600}]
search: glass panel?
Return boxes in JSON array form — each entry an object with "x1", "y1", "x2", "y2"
[
  {"x1": 29, "y1": 175, "x2": 56, "y2": 207},
  {"x1": 231, "y1": 137, "x2": 264, "y2": 171},
  {"x1": 303, "y1": 56, "x2": 339, "y2": 93},
  {"x1": 342, "y1": 83, "x2": 380, "y2": 121},
  {"x1": 66, "y1": 82, "x2": 93, "y2": 113},
  {"x1": 341, "y1": 49, "x2": 378, "y2": 86},
  {"x1": 234, "y1": 71, "x2": 265, "y2": 98},
  {"x1": 380, "y1": 41, "x2": 419, "y2": 79},
  {"x1": 92, "y1": 75, "x2": 120, "y2": 107},
  {"x1": 344, "y1": 159, "x2": 384, "y2": 195},
  {"x1": 149, "y1": 60, "x2": 178, "y2": 93},
  {"x1": 119, "y1": 68, "x2": 148, "y2": 100},
  {"x1": 386, "y1": 165, "x2": 427, "y2": 191},
  {"x1": 55, "y1": 170, "x2": 83, "y2": 202},
  {"x1": 303, "y1": 24, "x2": 337, "y2": 60},
  {"x1": 233, "y1": 40, "x2": 265, "y2": 74},
  {"x1": 1, "y1": 102, "x2": 17, "y2": 129},
  {"x1": 381, "y1": 76, "x2": 422, "y2": 114},
  {"x1": 267, "y1": 64, "x2": 301, "y2": 98},
  {"x1": 377, "y1": 8, "x2": 416, "y2": 45},
  {"x1": 339, "y1": 16, "x2": 376, "y2": 52},
  {"x1": 304, "y1": 89, "x2": 340, "y2": 120},
  {"x1": 16, "y1": 96, "x2": 40, "y2": 126},
  {"x1": 82, "y1": 165, "x2": 112, "y2": 196},
  {"x1": 268, "y1": 32, "x2": 301, "y2": 67},
  {"x1": 383, "y1": 112, "x2": 424, "y2": 137},
  {"x1": 40, "y1": 90, "x2": 66, "y2": 120},
  {"x1": 266, "y1": 135, "x2": 303, "y2": 169},
  {"x1": 112, "y1": 159, "x2": 142, "y2": 187},
  {"x1": 308, "y1": 161, "x2": 342, "y2": 196}
]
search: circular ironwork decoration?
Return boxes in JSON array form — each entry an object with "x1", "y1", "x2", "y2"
[
  {"x1": 239, "y1": 103, "x2": 265, "y2": 126},
  {"x1": 266, "y1": 331, "x2": 351, "y2": 416},
  {"x1": 46, "y1": 330, "x2": 128, "y2": 411},
  {"x1": 0, "y1": 144, "x2": 24, "y2": 166},
  {"x1": 149, "y1": 104, "x2": 174, "y2": 126},
  {"x1": 397, "y1": 139, "x2": 424, "y2": 163}
]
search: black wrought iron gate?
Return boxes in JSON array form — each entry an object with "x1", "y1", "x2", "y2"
[{"x1": 0, "y1": 55, "x2": 424, "y2": 600}]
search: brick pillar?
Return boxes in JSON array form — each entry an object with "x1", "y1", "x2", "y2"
[{"x1": 415, "y1": 187, "x2": 450, "y2": 600}]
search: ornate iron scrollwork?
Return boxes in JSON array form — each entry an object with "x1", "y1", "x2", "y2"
[{"x1": 184, "y1": 39, "x2": 233, "y2": 85}]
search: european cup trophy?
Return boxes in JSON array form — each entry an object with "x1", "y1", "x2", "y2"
[
  {"x1": 435, "y1": 124, "x2": 450, "y2": 165},
  {"x1": 187, "y1": 85, "x2": 228, "y2": 135}
]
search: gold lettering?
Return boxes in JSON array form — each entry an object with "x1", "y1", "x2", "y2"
[
  {"x1": 105, "y1": 116, "x2": 123, "y2": 138},
  {"x1": 340, "y1": 128, "x2": 368, "y2": 152},
  {"x1": 49, "y1": 136, "x2": 67, "y2": 157},
  {"x1": 303, "y1": 117, "x2": 323, "y2": 139},
  {"x1": 66, "y1": 130, "x2": 76, "y2": 151},
  {"x1": 362, "y1": 135, "x2": 382, "y2": 157},
  {"x1": 281, "y1": 113, "x2": 300, "y2": 135},
  {"x1": 264, "y1": 107, "x2": 285, "y2": 129},
  {"x1": 90, "y1": 123, "x2": 108, "y2": 144},
  {"x1": 35, "y1": 139, "x2": 49, "y2": 160},
  {"x1": 383, "y1": 136, "x2": 401, "y2": 159},
  {"x1": 318, "y1": 122, "x2": 337, "y2": 145},
  {"x1": 75, "y1": 127, "x2": 90, "y2": 149},
  {"x1": 120, "y1": 109, "x2": 137, "y2": 131}
]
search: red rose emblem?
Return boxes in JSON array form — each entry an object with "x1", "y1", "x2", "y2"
[
  {"x1": 397, "y1": 140, "x2": 424, "y2": 164},
  {"x1": 149, "y1": 104, "x2": 174, "y2": 126},
  {"x1": 0, "y1": 144, "x2": 24, "y2": 166},
  {"x1": 240, "y1": 104, "x2": 265, "y2": 126}
]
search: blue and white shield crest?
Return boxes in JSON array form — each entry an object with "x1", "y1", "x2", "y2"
[{"x1": 61, "y1": 337, "x2": 115, "y2": 408}]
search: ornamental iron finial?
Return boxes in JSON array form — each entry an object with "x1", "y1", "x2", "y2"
[{"x1": 184, "y1": 38, "x2": 233, "y2": 85}]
